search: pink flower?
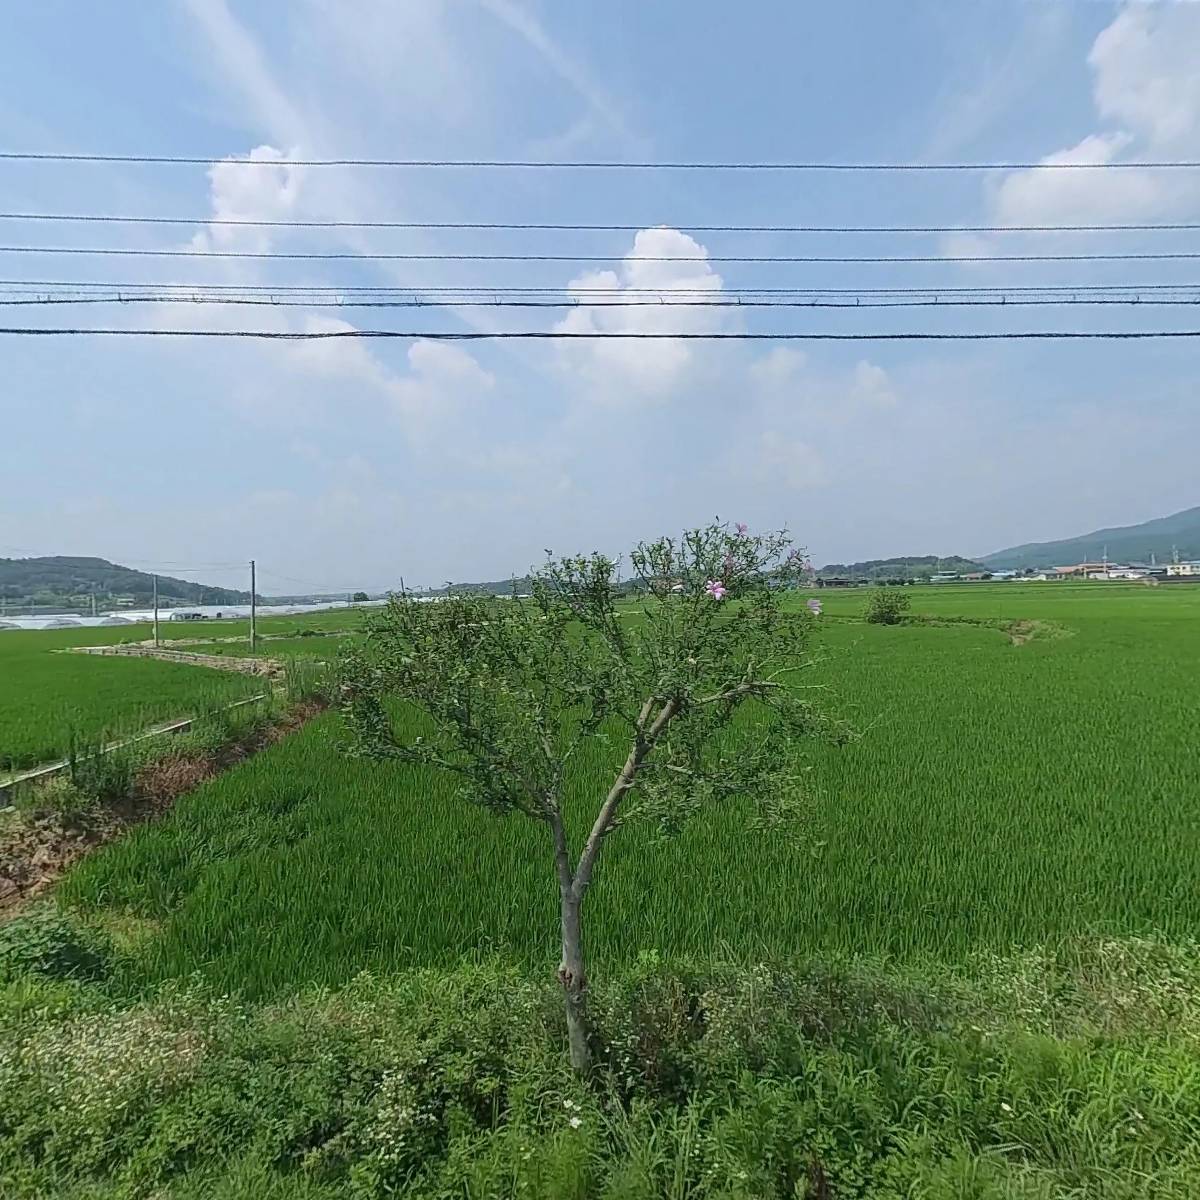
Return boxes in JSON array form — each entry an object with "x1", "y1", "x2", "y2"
[
  {"x1": 735, "y1": 522, "x2": 748, "y2": 536},
  {"x1": 705, "y1": 579, "x2": 728, "y2": 601},
  {"x1": 806, "y1": 598, "x2": 822, "y2": 616}
]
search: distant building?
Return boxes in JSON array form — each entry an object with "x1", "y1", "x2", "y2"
[
  {"x1": 1165, "y1": 561, "x2": 1200, "y2": 577},
  {"x1": 930, "y1": 573, "x2": 960, "y2": 584},
  {"x1": 1055, "y1": 562, "x2": 1110, "y2": 577},
  {"x1": 1086, "y1": 567, "x2": 1149, "y2": 580}
]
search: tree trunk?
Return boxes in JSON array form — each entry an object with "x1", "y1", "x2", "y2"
[{"x1": 558, "y1": 888, "x2": 590, "y2": 1073}]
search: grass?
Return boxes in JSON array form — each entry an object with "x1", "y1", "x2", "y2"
[
  {"x1": 10, "y1": 580, "x2": 1200, "y2": 1195},
  {"x1": 0, "y1": 611, "x2": 358, "y2": 774},
  {"x1": 60, "y1": 583, "x2": 1200, "y2": 997},
  {"x1": 4, "y1": 923, "x2": 1200, "y2": 1198}
]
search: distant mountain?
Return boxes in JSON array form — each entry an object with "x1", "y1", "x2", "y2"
[
  {"x1": 817, "y1": 555, "x2": 984, "y2": 580},
  {"x1": 423, "y1": 577, "x2": 535, "y2": 597},
  {"x1": 983, "y1": 506, "x2": 1200, "y2": 570},
  {"x1": 0, "y1": 556, "x2": 251, "y2": 609}
]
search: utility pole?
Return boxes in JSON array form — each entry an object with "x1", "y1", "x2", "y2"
[
  {"x1": 90, "y1": 586, "x2": 97, "y2": 618},
  {"x1": 249, "y1": 560, "x2": 257, "y2": 652},
  {"x1": 152, "y1": 574, "x2": 160, "y2": 648}
]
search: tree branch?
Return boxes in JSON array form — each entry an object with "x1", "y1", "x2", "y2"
[
  {"x1": 549, "y1": 808, "x2": 574, "y2": 893},
  {"x1": 696, "y1": 680, "x2": 783, "y2": 705},
  {"x1": 571, "y1": 696, "x2": 678, "y2": 901}
]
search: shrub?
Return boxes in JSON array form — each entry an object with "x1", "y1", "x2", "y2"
[
  {"x1": 2, "y1": 946, "x2": 1200, "y2": 1198},
  {"x1": 67, "y1": 734, "x2": 134, "y2": 805},
  {"x1": 0, "y1": 907, "x2": 112, "y2": 983},
  {"x1": 864, "y1": 588, "x2": 911, "y2": 625}
]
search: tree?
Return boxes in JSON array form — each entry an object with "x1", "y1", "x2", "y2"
[
  {"x1": 864, "y1": 587, "x2": 911, "y2": 625},
  {"x1": 351, "y1": 591, "x2": 370, "y2": 603},
  {"x1": 339, "y1": 522, "x2": 846, "y2": 1073}
]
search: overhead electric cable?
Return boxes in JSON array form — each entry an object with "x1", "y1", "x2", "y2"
[
  {"x1": 6, "y1": 245, "x2": 1200, "y2": 264},
  {"x1": 3, "y1": 327, "x2": 1199, "y2": 342},
  {"x1": 1, "y1": 212, "x2": 1198, "y2": 234},
  {"x1": 4, "y1": 151, "x2": 1200, "y2": 170}
]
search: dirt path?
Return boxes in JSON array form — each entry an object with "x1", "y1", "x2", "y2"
[{"x1": 66, "y1": 643, "x2": 284, "y2": 678}]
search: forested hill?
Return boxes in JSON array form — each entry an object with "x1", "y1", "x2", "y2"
[
  {"x1": 983, "y1": 506, "x2": 1200, "y2": 570},
  {"x1": 0, "y1": 556, "x2": 250, "y2": 607},
  {"x1": 816, "y1": 555, "x2": 984, "y2": 580}
]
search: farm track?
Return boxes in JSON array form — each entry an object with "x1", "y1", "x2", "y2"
[{"x1": 64, "y1": 643, "x2": 285, "y2": 677}]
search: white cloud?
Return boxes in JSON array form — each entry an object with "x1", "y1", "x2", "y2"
[
  {"x1": 194, "y1": 145, "x2": 305, "y2": 251},
  {"x1": 750, "y1": 347, "x2": 808, "y2": 389},
  {"x1": 977, "y1": 2, "x2": 1200, "y2": 230},
  {"x1": 554, "y1": 227, "x2": 727, "y2": 400},
  {"x1": 1090, "y1": 5, "x2": 1200, "y2": 150},
  {"x1": 287, "y1": 318, "x2": 494, "y2": 435},
  {"x1": 390, "y1": 340, "x2": 496, "y2": 430},
  {"x1": 755, "y1": 431, "x2": 829, "y2": 490},
  {"x1": 850, "y1": 361, "x2": 898, "y2": 409},
  {"x1": 990, "y1": 131, "x2": 1166, "y2": 227}
]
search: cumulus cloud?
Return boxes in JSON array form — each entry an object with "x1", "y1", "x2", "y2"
[
  {"x1": 390, "y1": 339, "x2": 496, "y2": 430},
  {"x1": 193, "y1": 145, "x2": 305, "y2": 251},
  {"x1": 973, "y1": 3, "x2": 1200, "y2": 232},
  {"x1": 288, "y1": 318, "x2": 494, "y2": 434},
  {"x1": 554, "y1": 227, "x2": 726, "y2": 399}
]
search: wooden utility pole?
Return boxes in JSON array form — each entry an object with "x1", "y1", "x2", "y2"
[
  {"x1": 249, "y1": 560, "x2": 257, "y2": 652},
  {"x1": 152, "y1": 574, "x2": 160, "y2": 648}
]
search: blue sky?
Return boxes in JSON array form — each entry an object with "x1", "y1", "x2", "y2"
[{"x1": 2, "y1": 0, "x2": 1200, "y2": 592}]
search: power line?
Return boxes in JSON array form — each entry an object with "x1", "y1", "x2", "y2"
[
  {"x1": 4, "y1": 279, "x2": 1196, "y2": 296},
  {"x1": 3, "y1": 326, "x2": 1200, "y2": 341},
  {"x1": 2, "y1": 211, "x2": 1199, "y2": 234},
  {"x1": 5, "y1": 294, "x2": 1200, "y2": 310},
  {"x1": 4, "y1": 151, "x2": 1200, "y2": 170},
  {"x1": 7, "y1": 245, "x2": 1200, "y2": 264}
]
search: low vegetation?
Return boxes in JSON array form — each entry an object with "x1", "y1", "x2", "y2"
[
  {"x1": 2, "y1": 665, "x2": 332, "y2": 910},
  {"x1": 0, "y1": 613, "x2": 361, "y2": 773},
  {"x1": 3, "y1": 917, "x2": 1199, "y2": 1197},
  {"x1": 6, "y1": 573, "x2": 1200, "y2": 1192},
  {"x1": 863, "y1": 587, "x2": 911, "y2": 625}
]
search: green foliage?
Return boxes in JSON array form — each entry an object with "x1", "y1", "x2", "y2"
[
  {"x1": 67, "y1": 734, "x2": 135, "y2": 805},
  {"x1": 282, "y1": 659, "x2": 335, "y2": 706},
  {"x1": 819, "y1": 554, "x2": 982, "y2": 580},
  {"x1": 0, "y1": 906, "x2": 112, "y2": 983},
  {"x1": 0, "y1": 554, "x2": 250, "y2": 608},
  {"x1": 57, "y1": 586, "x2": 1200, "y2": 995},
  {"x1": 2, "y1": 945, "x2": 1200, "y2": 1197},
  {"x1": 0, "y1": 634, "x2": 262, "y2": 773},
  {"x1": 863, "y1": 587, "x2": 912, "y2": 625},
  {"x1": 12, "y1": 773, "x2": 94, "y2": 823},
  {"x1": 341, "y1": 522, "x2": 836, "y2": 831}
]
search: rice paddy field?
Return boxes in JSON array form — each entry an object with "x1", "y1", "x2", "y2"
[
  {"x1": 0, "y1": 611, "x2": 356, "y2": 773},
  {"x1": 58, "y1": 582, "x2": 1200, "y2": 997}
]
